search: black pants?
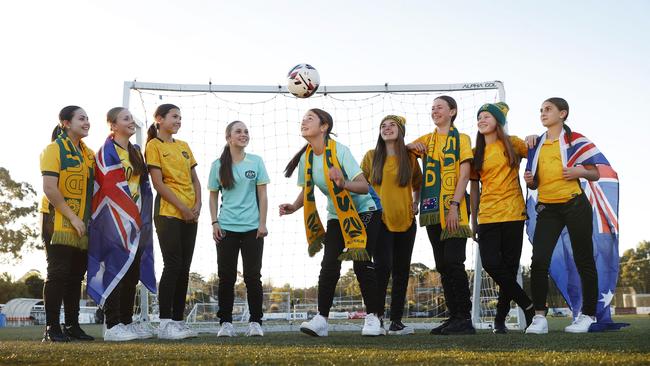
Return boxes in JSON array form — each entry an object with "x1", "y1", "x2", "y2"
[
  {"x1": 426, "y1": 224, "x2": 471, "y2": 319},
  {"x1": 154, "y1": 216, "x2": 197, "y2": 321},
  {"x1": 374, "y1": 220, "x2": 416, "y2": 321},
  {"x1": 478, "y1": 220, "x2": 532, "y2": 321},
  {"x1": 42, "y1": 213, "x2": 88, "y2": 327},
  {"x1": 318, "y1": 211, "x2": 382, "y2": 317},
  {"x1": 216, "y1": 229, "x2": 264, "y2": 324},
  {"x1": 103, "y1": 248, "x2": 142, "y2": 328},
  {"x1": 530, "y1": 193, "x2": 598, "y2": 316}
]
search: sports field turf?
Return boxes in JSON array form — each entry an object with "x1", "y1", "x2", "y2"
[{"x1": 0, "y1": 316, "x2": 648, "y2": 365}]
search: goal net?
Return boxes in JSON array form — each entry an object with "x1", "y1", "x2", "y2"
[{"x1": 126, "y1": 80, "x2": 525, "y2": 332}]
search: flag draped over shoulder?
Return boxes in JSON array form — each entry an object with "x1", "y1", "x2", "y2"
[
  {"x1": 87, "y1": 137, "x2": 156, "y2": 307},
  {"x1": 525, "y1": 129, "x2": 627, "y2": 331}
]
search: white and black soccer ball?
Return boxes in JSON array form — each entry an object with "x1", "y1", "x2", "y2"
[{"x1": 287, "y1": 63, "x2": 320, "y2": 98}]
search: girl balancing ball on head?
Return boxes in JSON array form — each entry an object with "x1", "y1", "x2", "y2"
[
  {"x1": 40, "y1": 105, "x2": 95, "y2": 342},
  {"x1": 145, "y1": 104, "x2": 201, "y2": 340},
  {"x1": 208, "y1": 120, "x2": 269, "y2": 338},
  {"x1": 524, "y1": 97, "x2": 601, "y2": 334},
  {"x1": 407, "y1": 95, "x2": 475, "y2": 335},
  {"x1": 279, "y1": 108, "x2": 384, "y2": 337},
  {"x1": 469, "y1": 102, "x2": 535, "y2": 334},
  {"x1": 88, "y1": 107, "x2": 156, "y2": 342},
  {"x1": 361, "y1": 115, "x2": 422, "y2": 335}
]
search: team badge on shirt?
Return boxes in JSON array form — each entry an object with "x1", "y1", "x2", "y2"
[{"x1": 245, "y1": 170, "x2": 256, "y2": 179}]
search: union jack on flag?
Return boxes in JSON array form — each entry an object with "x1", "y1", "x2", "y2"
[
  {"x1": 526, "y1": 129, "x2": 627, "y2": 331},
  {"x1": 87, "y1": 136, "x2": 156, "y2": 307}
]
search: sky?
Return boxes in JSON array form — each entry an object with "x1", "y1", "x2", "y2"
[{"x1": 1, "y1": 0, "x2": 649, "y2": 286}]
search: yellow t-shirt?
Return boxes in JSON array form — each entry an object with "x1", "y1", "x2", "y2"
[
  {"x1": 40, "y1": 140, "x2": 95, "y2": 215},
  {"x1": 470, "y1": 136, "x2": 527, "y2": 224},
  {"x1": 115, "y1": 142, "x2": 141, "y2": 204},
  {"x1": 145, "y1": 138, "x2": 197, "y2": 219},
  {"x1": 361, "y1": 151, "x2": 422, "y2": 232},
  {"x1": 412, "y1": 132, "x2": 473, "y2": 164},
  {"x1": 537, "y1": 138, "x2": 582, "y2": 203}
]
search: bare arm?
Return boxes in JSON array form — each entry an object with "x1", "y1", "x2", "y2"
[
  {"x1": 149, "y1": 168, "x2": 194, "y2": 221},
  {"x1": 43, "y1": 176, "x2": 85, "y2": 237},
  {"x1": 412, "y1": 188, "x2": 420, "y2": 215},
  {"x1": 563, "y1": 164, "x2": 600, "y2": 181},
  {"x1": 279, "y1": 188, "x2": 305, "y2": 216},
  {"x1": 329, "y1": 168, "x2": 370, "y2": 194},
  {"x1": 256, "y1": 184, "x2": 268, "y2": 238},
  {"x1": 209, "y1": 190, "x2": 225, "y2": 242},
  {"x1": 470, "y1": 180, "x2": 480, "y2": 240},
  {"x1": 445, "y1": 161, "x2": 471, "y2": 232},
  {"x1": 190, "y1": 167, "x2": 202, "y2": 220}
]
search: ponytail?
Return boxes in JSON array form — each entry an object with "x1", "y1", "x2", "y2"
[
  {"x1": 146, "y1": 123, "x2": 158, "y2": 143},
  {"x1": 51, "y1": 125, "x2": 63, "y2": 141},
  {"x1": 127, "y1": 142, "x2": 148, "y2": 176},
  {"x1": 219, "y1": 145, "x2": 235, "y2": 190},
  {"x1": 284, "y1": 144, "x2": 308, "y2": 178},
  {"x1": 563, "y1": 123, "x2": 573, "y2": 147}
]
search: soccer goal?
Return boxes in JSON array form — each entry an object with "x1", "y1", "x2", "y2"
[{"x1": 125, "y1": 80, "x2": 526, "y2": 332}]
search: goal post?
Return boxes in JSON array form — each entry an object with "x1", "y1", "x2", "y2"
[{"x1": 124, "y1": 79, "x2": 526, "y2": 332}]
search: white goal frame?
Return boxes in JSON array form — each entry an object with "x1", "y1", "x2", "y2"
[{"x1": 123, "y1": 80, "x2": 526, "y2": 331}]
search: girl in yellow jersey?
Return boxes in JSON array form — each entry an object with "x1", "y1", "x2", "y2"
[
  {"x1": 145, "y1": 104, "x2": 201, "y2": 340},
  {"x1": 40, "y1": 106, "x2": 95, "y2": 342},
  {"x1": 361, "y1": 115, "x2": 421, "y2": 335},
  {"x1": 469, "y1": 102, "x2": 535, "y2": 334},
  {"x1": 523, "y1": 98, "x2": 600, "y2": 334},
  {"x1": 408, "y1": 96, "x2": 475, "y2": 335}
]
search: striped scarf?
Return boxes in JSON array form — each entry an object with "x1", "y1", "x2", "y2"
[
  {"x1": 419, "y1": 127, "x2": 471, "y2": 239},
  {"x1": 303, "y1": 138, "x2": 369, "y2": 261}
]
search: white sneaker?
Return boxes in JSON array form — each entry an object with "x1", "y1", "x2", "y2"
[
  {"x1": 173, "y1": 321, "x2": 197, "y2": 339},
  {"x1": 246, "y1": 322, "x2": 264, "y2": 337},
  {"x1": 525, "y1": 315, "x2": 548, "y2": 334},
  {"x1": 564, "y1": 313, "x2": 596, "y2": 333},
  {"x1": 158, "y1": 320, "x2": 184, "y2": 340},
  {"x1": 361, "y1": 313, "x2": 382, "y2": 336},
  {"x1": 300, "y1": 314, "x2": 328, "y2": 337},
  {"x1": 126, "y1": 322, "x2": 154, "y2": 339},
  {"x1": 217, "y1": 322, "x2": 235, "y2": 337},
  {"x1": 104, "y1": 323, "x2": 138, "y2": 342}
]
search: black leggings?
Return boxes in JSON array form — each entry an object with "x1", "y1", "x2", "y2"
[
  {"x1": 42, "y1": 213, "x2": 87, "y2": 327},
  {"x1": 154, "y1": 216, "x2": 197, "y2": 321},
  {"x1": 374, "y1": 220, "x2": 416, "y2": 321},
  {"x1": 530, "y1": 193, "x2": 598, "y2": 316},
  {"x1": 426, "y1": 224, "x2": 471, "y2": 319},
  {"x1": 317, "y1": 211, "x2": 382, "y2": 317},
  {"x1": 103, "y1": 249, "x2": 142, "y2": 328},
  {"x1": 477, "y1": 220, "x2": 532, "y2": 321},
  {"x1": 216, "y1": 229, "x2": 264, "y2": 324}
]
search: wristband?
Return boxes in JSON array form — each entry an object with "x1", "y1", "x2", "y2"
[
  {"x1": 449, "y1": 200, "x2": 460, "y2": 207},
  {"x1": 212, "y1": 220, "x2": 219, "y2": 225}
]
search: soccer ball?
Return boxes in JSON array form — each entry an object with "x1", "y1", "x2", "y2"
[{"x1": 287, "y1": 63, "x2": 320, "y2": 98}]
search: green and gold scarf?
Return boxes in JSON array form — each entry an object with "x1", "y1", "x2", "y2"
[
  {"x1": 419, "y1": 126, "x2": 471, "y2": 240},
  {"x1": 50, "y1": 131, "x2": 94, "y2": 249},
  {"x1": 303, "y1": 138, "x2": 369, "y2": 261}
]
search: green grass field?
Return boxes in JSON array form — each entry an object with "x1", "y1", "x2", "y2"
[{"x1": 1, "y1": 316, "x2": 648, "y2": 365}]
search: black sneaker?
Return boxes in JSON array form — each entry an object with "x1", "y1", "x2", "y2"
[
  {"x1": 388, "y1": 320, "x2": 414, "y2": 335},
  {"x1": 42, "y1": 325, "x2": 71, "y2": 343},
  {"x1": 63, "y1": 324, "x2": 95, "y2": 341},
  {"x1": 441, "y1": 318, "x2": 476, "y2": 335},
  {"x1": 430, "y1": 318, "x2": 453, "y2": 335},
  {"x1": 493, "y1": 319, "x2": 507, "y2": 334}
]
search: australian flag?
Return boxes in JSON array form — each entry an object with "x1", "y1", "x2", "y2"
[
  {"x1": 87, "y1": 136, "x2": 156, "y2": 307},
  {"x1": 525, "y1": 130, "x2": 627, "y2": 331}
]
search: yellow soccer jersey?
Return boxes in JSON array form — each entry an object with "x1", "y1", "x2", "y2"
[
  {"x1": 537, "y1": 138, "x2": 582, "y2": 203},
  {"x1": 115, "y1": 142, "x2": 141, "y2": 203},
  {"x1": 145, "y1": 138, "x2": 197, "y2": 219}
]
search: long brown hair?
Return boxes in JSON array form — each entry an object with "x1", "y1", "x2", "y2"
[
  {"x1": 284, "y1": 108, "x2": 333, "y2": 178},
  {"x1": 107, "y1": 107, "x2": 147, "y2": 176},
  {"x1": 370, "y1": 119, "x2": 412, "y2": 186},
  {"x1": 218, "y1": 121, "x2": 244, "y2": 190},
  {"x1": 473, "y1": 123, "x2": 519, "y2": 173}
]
